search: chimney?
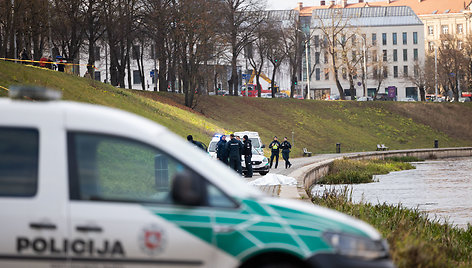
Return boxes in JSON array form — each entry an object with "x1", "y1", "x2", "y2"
[
  {"x1": 359, "y1": 0, "x2": 364, "y2": 3},
  {"x1": 320, "y1": 0, "x2": 326, "y2": 6},
  {"x1": 298, "y1": 2, "x2": 303, "y2": 10},
  {"x1": 342, "y1": 0, "x2": 348, "y2": 7}
]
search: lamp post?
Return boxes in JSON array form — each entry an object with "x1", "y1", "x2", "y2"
[
  {"x1": 434, "y1": 46, "x2": 438, "y2": 97},
  {"x1": 305, "y1": 38, "x2": 311, "y2": 100}
]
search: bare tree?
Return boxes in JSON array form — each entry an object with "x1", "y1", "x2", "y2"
[
  {"x1": 219, "y1": 0, "x2": 264, "y2": 96},
  {"x1": 313, "y1": 8, "x2": 353, "y2": 100},
  {"x1": 437, "y1": 34, "x2": 464, "y2": 101},
  {"x1": 265, "y1": 20, "x2": 285, "y2": 98},
  {"x1": 408, "y1": 56, "x2": 435, "y2": 101},
  {"x1": 247, "y1": 20, "x2": 269, "y2": 97},
  {"x1": 281, "y1": 15, "x2": 302, "y2": 98},
  {"x1": 83, "y1": 0, "x2": 106, "y2": 76},
  {"x1": 371, "y1": 53, "x2": 388, "y2": 100}
]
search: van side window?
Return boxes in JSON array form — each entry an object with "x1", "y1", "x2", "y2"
[
  {"x1": 0, "y1": 128, "x2": 39, "y2": 197},
  {"x1": 68, "y1": 133, "x2": 236, "y2": 208}
]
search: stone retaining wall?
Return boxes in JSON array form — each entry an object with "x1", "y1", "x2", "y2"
[{"x1": 301, "y1": 147, "x2": 472, "y2": 197}]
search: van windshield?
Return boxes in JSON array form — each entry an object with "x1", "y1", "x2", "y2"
[
  {"x1": 250, "y1": 138, "x2": 260, "y2": 148},
  {"x1": 208, "y1": 141, "x2": 217, "y2": 152}
]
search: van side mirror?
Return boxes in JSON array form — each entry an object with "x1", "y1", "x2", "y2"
[
  {"x1": 171, "y1": 171, "x2": 207, "y2": 207},
  {"x1": 261, "y1": 144, "x2": 265, "y2": 148}
]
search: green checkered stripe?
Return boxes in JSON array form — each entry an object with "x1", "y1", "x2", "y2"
[{"x1": 146, "y1": 199, "x2": 366, "y2": 261}]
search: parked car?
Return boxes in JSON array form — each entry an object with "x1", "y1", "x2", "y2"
[
  {"x1": 260, "y1": 92, "x2": 272, "y2": 98},
  {"x1": 274, "y1": 92, "x2": 289, "y2": 98},
  {"x1": 293, "y1": 94, "x2": 304, "y2": 99},
  {"x1": 459, "y1": 97, "x2": 471, "y2": 102},
  {"x1": 399, "y1": 97, "x2": 416, "y2": 102},
  {"x1": 357, "y1": 96, "x2": 373, "y2": 101}
]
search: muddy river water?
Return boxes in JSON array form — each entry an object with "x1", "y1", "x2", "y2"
[{"x1": 311, "y1": 157, "x2": 472, "y2": 228}]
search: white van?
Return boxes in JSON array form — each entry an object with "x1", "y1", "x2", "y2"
[
  {"x1": 0, "y1": 86, "x2": 393, "y2": 268},
  {"x1": 234, "y1": 131, "x2": 265, "y2": 155}
]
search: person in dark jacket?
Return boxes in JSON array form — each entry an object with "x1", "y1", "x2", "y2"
[
  {"x1": 225, "y1": 134, "x2": 243, "y2": 174},
  {"x1": 280, "y1": 137, "x2": 292, "y2": 169},
  {"x1": 242, "y1": 135, "x2": 253, "y2": 178},
  {"x1": 187, "y1": 135, "x2": 206, "y2": 151},
  {"x1": 269, "y1": 136, "x2": 281, "y2": 169},
  {"x1": 216, "y1": 135, "x2": 228, "y2": 164}
]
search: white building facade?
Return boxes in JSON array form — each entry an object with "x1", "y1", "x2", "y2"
[{"x1": 308, "y1": 6, "x2": 425, "y2": 100}]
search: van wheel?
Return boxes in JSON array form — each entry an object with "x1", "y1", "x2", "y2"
[{"x1": 259, "y1": 171, "x2": 268, "y2": 176}]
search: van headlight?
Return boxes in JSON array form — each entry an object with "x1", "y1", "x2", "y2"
[
  {"x1": 322, "y1": 231, "x2": 389, "y2": 260},
  {"x1": 262, "y1": 158, "x2": 268, "y2": 163}
]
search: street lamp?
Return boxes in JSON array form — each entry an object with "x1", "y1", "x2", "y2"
[{"x1": 297, "y1": 29, "x2": 311, "y2": 100}]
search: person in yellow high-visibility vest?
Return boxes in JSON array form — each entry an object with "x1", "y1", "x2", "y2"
[{"x1": 269, "y1": 136, "x2": 281, "y2": 169}]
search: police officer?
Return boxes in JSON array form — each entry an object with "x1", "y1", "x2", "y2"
[
  {"x1": 225, "y1": 134, "x2": 243, "y2": 174},
  {"x1": 242, "y1": 135, "x2": 253, "y2": 178},
  {"x1": 269, "y1": 136, "x2": 281, "y2": 169},
  {"x1": 216, "y1": 135, "x2": 228, "y2": 164},
  {"x1": 280, "y1": 137, "x2": 292, "y2": 169},
  {"x1": 187, "y1": 135, "x2": 206, "y2": 151}
]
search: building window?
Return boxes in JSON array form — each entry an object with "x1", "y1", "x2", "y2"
[
  {"x1": 324, "y1": 68, "x2": 330, "y2": 80},
  {"x1": 382, "y1": 33, "x2": 387, "y2": 45},
  {"x1": 314, "y1": 35, "x2": 320, "y2": 47},
  {"x1": 413, "y1": 48, "x2": 418, "y2": 60},
  {"x1": 342, "y1": 67, "x2": 347, "y2": 80},
  {"x1": 94, "y1": 46, "x2": 100, "y2": 61},
  {"x1": 372, "y1": 33, "x2": 377, "y2": 46},
  {"x1": 413, "y1": 32, "x2": 418, "y2": 44},
  {"x1": 94, "y1": 71, "x2": 101, "y2": 81},
  {"x1": 383, "y1": 66, "x2": 388, "y2": 78},
  {"x1": 402, "y1": 32, "x2": 407, "y2": 45},
  {"x1": 315, "y1": 52, "x2": 320, "y2": 64},
  {"x1": 133, "y1": 70, "x2": 141, "y2": 84},
  {"x1": 442, "y1": 25, "x2": 449, "y2": 34},
  {"x1": 403, "y1": 65, "x2": 408, "y2": 77},
  {"x1": 372, "y1": 67, "x2": 378, "y2": 79},
  {"x1": 428, "y1": 26, "x2": 434, "y2": 35},
  {"x1": 392, "y1": 32, "x2": 397, "y2": 45},
  {"x1": 132, "y1": 45, "x2": 140, "y2": 60},
  {"x1": 414, "y1": 65, "x2": 419, "y2": 77},
  {"x1": 393, "y1": 49, "x2": 398, "y2": 61},
  {"x1": 382, "y1": 50, "x2": 387, "y2": 62},
  {"x1": 403, "y1": 49, "x2": 408, "y2": 61},
  {"x1": 393, "y1": 66, "x2": 398, "y2": 78},
  {"x1": 428, "y1": 42, "x2": 434, "y2": 52},
  {"x1": 315, "y1": 68, "x2": 321, "y2": 81},
  {"x1": 351, "y1": 34, "x2": 357, "y2": 46},
  {"x1": 324, "y1": 52, "x2": 328, "y2": 64},
  {"x1": 457, "y1": 24, "x2": 463, "y2": 34},
  {"x1": 372, "y1": 50, "x2": 377, "y2": 62}
]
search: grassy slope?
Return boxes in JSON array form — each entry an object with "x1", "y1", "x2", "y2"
[
  {"x1": 1, "y1": 60, "x2": 471, "y2": 156},
  {"x1": 150, "y1": 93, "x2": 472, "y2": 156},
  {"x1": 0, "y1": 61, "x2": 225, "y2": 144}
]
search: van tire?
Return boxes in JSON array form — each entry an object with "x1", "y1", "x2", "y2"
[
  {"x1": 240, "y1": 252, "x2": 306, "y2": 268},
  {"x1": 259, "y1": 171, "x2": 268, "y2": 176},
  {"x1": 257, "y1": 262, "x2": 302, "y2": 268}
]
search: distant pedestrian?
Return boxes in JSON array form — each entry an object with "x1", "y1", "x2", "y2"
[
  {"x1": 269, "y1": 136, "x2": 281, "y2": 169},
  {"x1": 242, "y1": 135, "x2": 253, "y2": 178},
  {"x1": 225, "y1": 134, "x2": 243, "y2": 174},
  {"x1": 57, "y1": 59, "x2": 65, "y2": 72},
  {"x1": 20, "y1": 49, "x2": 29, "y2": 64},
  {"x1": 187, "y1": 135, "x2": 206, "y2": 151},
  {"x1": 280, "y1": 137, "x2": 292, "y2": 169},
  {"x1": 216, "y1": 135, "x2": 228, "y2": 164}
]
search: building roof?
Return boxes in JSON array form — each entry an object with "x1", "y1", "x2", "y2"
[
  {"x1": 311, "y1": 6, "x2": 423, "y2": 27},
  {"x1": 296, "y1": 0, "x2": 472, "y2": 17}
]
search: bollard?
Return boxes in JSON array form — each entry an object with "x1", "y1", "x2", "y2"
[
  {"x1": 336, "y1": 143, "x2": 341, "y2": 154},
  {"x1": 434, "y1": 139, "x2": 439, "y2": 148}
]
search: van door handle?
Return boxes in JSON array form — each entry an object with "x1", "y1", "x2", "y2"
[
  {"x1": 29, "y1": 222, "x2": 57, "y2": 230},
  {"x1": 76, "y1": 225, "x2": 103, "y2": 233}
]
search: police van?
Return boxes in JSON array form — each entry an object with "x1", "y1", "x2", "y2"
[
  {"x1": 0, "y1": 86, "x2": 394, "y2": 268},
  {"x1": 234, "y1": 131, "x2": 264, "y2": 155}
]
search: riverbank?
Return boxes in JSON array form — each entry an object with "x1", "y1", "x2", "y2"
[{"x1": 313, "y1": 187, "x2": 472, "y2": 268}]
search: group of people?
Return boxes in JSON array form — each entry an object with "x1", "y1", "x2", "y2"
[
  {"x1": 19, "y1": 49, "x2": 65, "y2": 72},
  {"x1": 215, "y1": 134, "x2": 253, "y2": 177},
  {"x1": 268, "y1": 136, "x2": 292, "y2": 169}
]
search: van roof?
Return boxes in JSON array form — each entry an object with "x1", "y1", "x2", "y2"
[{"x1": 234, "y1": 131, "x2": 259, "y2": 137}]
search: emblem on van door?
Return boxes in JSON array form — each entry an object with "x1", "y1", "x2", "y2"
[{"x1": 138, "y1": 224, "x2": 166, "y2": 255}]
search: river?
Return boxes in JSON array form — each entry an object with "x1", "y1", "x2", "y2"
[{"x1": 311, "y1": 157, "x2": 472, "y2": 228}]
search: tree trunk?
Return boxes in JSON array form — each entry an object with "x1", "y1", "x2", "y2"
[
  {"x1": 271, "y1": 64, "x2": 277, "y2": 98},
  {"x1": 419, "y1": 85, "x2": 426, "y2": 101},
  {"x1": 231, "y1": 55, "x2": 238, "y2": 96},
  {"x1": 331, "y1": 52, "x2": 345, "y2": 100},
  {"x1": 348, "y1": 73, "x2": 356, "y2": 100}
]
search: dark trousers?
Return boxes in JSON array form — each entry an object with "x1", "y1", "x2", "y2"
[
  {"x1": 229, "y1": 157, "x2": 242, "y2": 174},
  {"x1": 282, "y1": 151, "x2": 291, "y2": 168},
  {"x1": 218, "y1": 156, "x2": 228, "y2": 165},
  {"x1": 244, "y1": 155, "x2": 253, "y2": 177},
  {"x1": 270, "y1": 151, "x2": 279, "y2": 168}
]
